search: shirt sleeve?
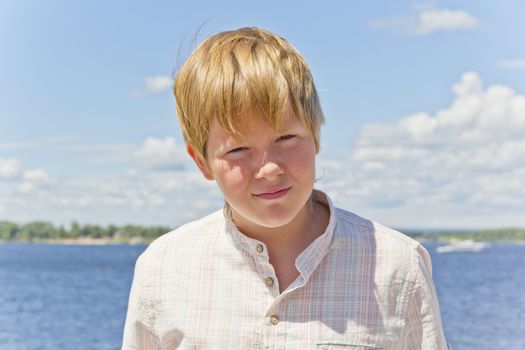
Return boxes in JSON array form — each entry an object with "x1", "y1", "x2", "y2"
[
  {"x1": 403, "y1": 244, "x2": 449, "y2": 350},
  {"x1": 121, "y1": 252, "x2": 161, "y2": 350}
]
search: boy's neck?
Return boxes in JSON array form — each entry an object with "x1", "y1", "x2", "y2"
[
  {"x1": 231, "y1": 197, "x2": 330, "y2": 257},
  {"x1": 231, "y1": 198, "x2": 330, "y2": 293}
]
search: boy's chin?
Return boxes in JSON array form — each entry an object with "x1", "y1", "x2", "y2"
[{"x1": 234, "y1": 207, "x2": 307, "y2": 231}]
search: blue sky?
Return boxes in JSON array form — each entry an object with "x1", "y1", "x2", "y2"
[{"x1": 1, "y1": 0, "x2": 524, "y2": 229}]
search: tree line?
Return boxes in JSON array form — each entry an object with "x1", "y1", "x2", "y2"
[
  {"x1": 0, "y1": 220, "x2": 171, "y2": 243},
  {"x1": 1, "y1": 220, "x2": 524, "y2": 243}
]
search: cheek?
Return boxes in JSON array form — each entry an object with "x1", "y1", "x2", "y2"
[
  {"x1": 282, "y1": 143, "x2": 316, "y2": 169},
  {"x1": 213, "y1": 160, "x2": 248, "y2": 188}
]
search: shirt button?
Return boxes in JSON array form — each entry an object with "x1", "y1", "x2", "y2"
[
  {"x1": 255, "y1": 244, "x2": 264, "y2": 253},
  {"x1": 265, "y1": 277, "x2": 274, "y2": 287},
  {"x1": 270, "y1": 315, "x2": 279, "y2": 325}
]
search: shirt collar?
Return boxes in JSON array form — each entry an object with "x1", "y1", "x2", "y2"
[
  {"x1": 295, "y1": 190, "x2": 336, "y2": 279},
  {"x1": 223, "y1": 189, "x2": 337, "y2": 278}
]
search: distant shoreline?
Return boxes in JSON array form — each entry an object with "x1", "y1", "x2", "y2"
[
  {"x1": 0, "y1": 237, "x2": 150, "y2": 245},
  {"x1": 2, "y1": 236, "x2": 525, "y2": 246},
  {"x1": 413, "y1": 237, "x2": 525, "y2": 245},
  {"x1": 2, "y1": 221, "x2": 525, "y2": 245}
]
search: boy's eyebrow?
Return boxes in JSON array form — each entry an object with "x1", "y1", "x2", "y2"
[{"x1": 226, "y1": 125, "x2": 296, "y2": 140}]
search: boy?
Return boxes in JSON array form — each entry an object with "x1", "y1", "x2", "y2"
[{"x1": 122, "y1": 27, "x2": 448, "y2": 349}]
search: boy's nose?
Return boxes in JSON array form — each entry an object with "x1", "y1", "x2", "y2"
[{"x1": 254, "y1": 153, "x2": 284, "y2": 180}]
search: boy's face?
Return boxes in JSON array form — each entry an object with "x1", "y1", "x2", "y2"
[{"x1": 187, "y1": 110, "x2": 317, "y2": 233}]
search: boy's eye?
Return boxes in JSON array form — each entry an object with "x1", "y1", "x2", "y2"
[
  {"x1": 227, "y1": 146, "x2": 248, "y2": 154},
  {"x1": 278, "y1": 134, "x2": 296, "y2": 142}
]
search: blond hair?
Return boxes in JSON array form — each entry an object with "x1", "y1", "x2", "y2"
[{"x1": 173, "y1": 27, "x2": 324, "y2": 163}]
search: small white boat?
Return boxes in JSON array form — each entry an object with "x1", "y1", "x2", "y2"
[{"x1": 436, "y1": 240, "x2": 490, "y2": 253}]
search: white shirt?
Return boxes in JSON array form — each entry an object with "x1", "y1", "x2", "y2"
[{"x1": 122, "y1": 190, "x2": 448, "y2": 349}]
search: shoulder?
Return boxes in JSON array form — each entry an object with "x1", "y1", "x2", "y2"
[
  {"x1": 332, "y1": 207, "x2": 425, "y2": 271},
  {"x1": 330, "y1": 206, "x2": 434, "y2": 288},
  {"x1": 334, "y1": 207, "x2": 420, "y2": 248},
  {"x1": 137, "y1": 210, "x2": 225, "y2": 269}
]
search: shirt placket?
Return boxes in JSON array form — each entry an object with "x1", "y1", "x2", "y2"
[
  {"x1": 265, "y1": 275, "x2": 311, "y2": 350},
  {"x1": 249, "y1": 241, "x2": 288, "y2": 349}
]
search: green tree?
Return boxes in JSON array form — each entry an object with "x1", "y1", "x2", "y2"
[
  {"x1": 70, "y1": 221, "x2": 81, "y2": 238},
  {"x1": 19, "y1": 221, "x2": 57, "y2": 241},
  {"x1": 0, "y1": 221, "x2": 19, "y2": 240}
]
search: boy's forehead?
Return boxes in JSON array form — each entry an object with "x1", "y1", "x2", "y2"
[{"x1": 210, "y1": 111, "x2": 299, "y2": 139}]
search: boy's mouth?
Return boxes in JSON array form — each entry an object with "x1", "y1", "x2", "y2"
[{"x1": 253, "y1": 186, "x2": 292, "y2": 200}]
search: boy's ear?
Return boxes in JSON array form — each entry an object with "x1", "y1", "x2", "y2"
[{"x1": 186, "y1": 144, "x2": 214, "y2": 180}]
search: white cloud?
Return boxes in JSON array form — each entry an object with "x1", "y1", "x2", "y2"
[
  {"x1": 0, "y1": 158, "x2": 21, "y2": 179},
  {"x1": 0, "y1": 158, "x2": 53, "y2": 194},
  {"x1": 0, "y1": 136, "x2": 136, "y2": 167},
  {"x1": 497, "y1": 58, "x2": 525, "y2": 69},
  {"x1": 1, "y1": 136, "x2": 187, "y2": 172},
  {"x1": 416, "y1": 9, "x2": 478, "y2": 34},
  {"x1": 23, "y1": 168, "x2": 50, "y2": 182},
  {"x1": 18, "y1": 168, "x2": 51, "y2": 193},
  {"x1": 1, "y1": 167, "x2": 222, "y2": 228},
  {"x1": 370, "y1": 6, "x2": 479, "y2": 35},
  {"x1": 130, "y1": 75, "x2": 172, "y2": 98},
  {"x1": 316, "y1": 71, "x2": 525, "y2": 228},
  {"x1": 0, "y1": 135, "x2": 80, "y2": 150},
  {"x1": 18, "y1": 182, "x2": 36, "y2": 193},
  {"x1": 134, "y1": 137, "x2": 188, "y2": 170},
  {"x1": 146, "y1": 75, "x2": 172, "y2": 92}
]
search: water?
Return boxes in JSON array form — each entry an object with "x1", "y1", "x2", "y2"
[
  {"x1": 0, "y1": 244, "x2": 145, "y2": 350},
  {"x1": 0, "y1": 243, "x2": 524, "y2": 349},
  {"x1": 430, "y1": 243, "x2": 525, "y2": 349}
]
